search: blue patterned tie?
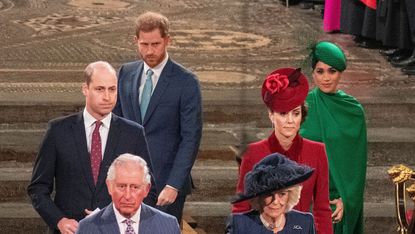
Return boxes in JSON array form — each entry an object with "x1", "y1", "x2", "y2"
[
  {"x1": 140, "y1": 69, "x2": 153, "y2": 120},
  {"x1": 124, "y1": 219, "x2": 136, "y2": 234}
]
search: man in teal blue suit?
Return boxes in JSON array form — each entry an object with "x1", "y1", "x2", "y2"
[
  {"x1": 113, "y1": 12, "x2": 202, "y2": 223},
  {"x1": 76, "y1": 154, "x2": 180, "y2": 234}
]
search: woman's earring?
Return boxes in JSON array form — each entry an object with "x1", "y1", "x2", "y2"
[{"x1": 271, "y1": 121, "x2": 274, "y2": 129}]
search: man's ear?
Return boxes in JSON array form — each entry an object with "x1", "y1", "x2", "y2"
[
  {"x1": 81, "y1": 83, "x2": 88, "y2": 96},
  {"x1": 106, "y1": 180, "x2": 113, "y2": 195},
  {"x1": 143, "y1": 183, "x2": 151, "y2": 197},
  {"x1": 165, "y1": 35, "x2": 171, "y2": 46}
]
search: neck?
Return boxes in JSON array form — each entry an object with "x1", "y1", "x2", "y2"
[
  {"x1": 260, "y1": 213, "x2": 285, "y2": 233},
  {"x1": 274, "y1": 132, "x2": 295, "y2": 151}
]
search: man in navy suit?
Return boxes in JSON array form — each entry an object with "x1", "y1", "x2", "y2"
[
  {"x1": 113, "y1": 12, "x2": 202, "y2": 222},
  {"x1": 76, "y1": 154, "x2": 180, "y2": 234},
  {"x1": 28, "y1": 61, "x2": 155, "y2": 234}
]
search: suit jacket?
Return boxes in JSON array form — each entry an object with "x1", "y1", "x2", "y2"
[
  {"x1": 226, "y1": 210, "x2": 315, "y2": 234},
  {"x1": 113, "y1": 58, "x2": 202, "y2": 195},
  {"x1": 76, "y1": 203, "x2": 180, "y2": 234},
  {"x1": 27, "y1": 112, "x2": 154, "y2": 231}
]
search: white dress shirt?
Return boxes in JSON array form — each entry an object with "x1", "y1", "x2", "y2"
[
  {"x1": 139, "y1": 53, "x2": 169, "y2": 104},
  {"x1": 113, "y1": 203, "x2": 141, "y2": 234},
  {"x1": 83, "y1": 109, "x2": 111, "y2": 158}
]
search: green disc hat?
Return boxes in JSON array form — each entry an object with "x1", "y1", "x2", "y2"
[{"x1": 311, "y1": 41, "x2": 347, "y2": 72}]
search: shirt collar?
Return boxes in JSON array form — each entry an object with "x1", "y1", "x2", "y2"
[
  {"x1": 143, "y1": 52, "x2": 169, "y2": 78},
  {"x1": 268, "y1": 132, "x2": 303, "y2": 161},
  {"x1": 113, "y1": 203, "x2": 141, "y2": 226},
  {"x1": 83, "y1": 108, "x2": 112, "y2": 128}
]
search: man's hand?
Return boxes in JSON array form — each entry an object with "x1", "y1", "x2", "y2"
[
  {"x1": 84, "y1": 209, "x2": 93, "y2": 216},
  {"x1": 330, "y1": 198, "x2": 344, "y2": 223},
  {"x1": 57, "y1": 217, "x2": 78, "y2": 234},
  {"x1": 156, "y1": 186, "x2": 178, "y2": 206}
]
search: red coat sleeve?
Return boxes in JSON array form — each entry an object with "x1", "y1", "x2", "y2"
[
  {"x1": 232, "y1": 147, "x2": 255, "y2": 213},
  {"x1": 311, "y1": 143, "x2": 333, "y2": 234}
]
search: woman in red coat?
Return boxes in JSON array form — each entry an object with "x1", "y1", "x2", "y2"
[{"x1": 232, "y1": 67, "x2": 333, "y2": 234}]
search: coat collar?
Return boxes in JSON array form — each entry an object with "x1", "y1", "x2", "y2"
[
  {"x1": 268, "y1": 132, "x2": 303, "y2": 162},
  {"x1": 99, "y1": 203, "x2": 122, "y2": 233}
]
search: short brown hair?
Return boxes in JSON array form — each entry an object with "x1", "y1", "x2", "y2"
[{"x1": 135, "y1": 11, "x2": 170, "y2": 38}]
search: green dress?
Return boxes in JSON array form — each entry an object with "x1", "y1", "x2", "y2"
[{"x1": 300, "y1": 88, "x2": 367, "y2": 234}]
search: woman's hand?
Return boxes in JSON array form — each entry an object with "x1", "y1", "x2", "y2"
[{"x1": 330, "y1": 198, "x2": 343, "y2": 223}]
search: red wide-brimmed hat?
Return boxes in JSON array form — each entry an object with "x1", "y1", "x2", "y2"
[{"x1": 261, "y1": 67, "x2": 309, "y2": 113}]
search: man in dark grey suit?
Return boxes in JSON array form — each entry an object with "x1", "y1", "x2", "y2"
[
  {"x1": 28, "y1": 61, "x2": 155, "y2": 234},
  {"x1": 113, "y1": 12, "x2": 202, "y2": 222},
  {"x1": 76, "y1": 153, "x2": 180, "y2": 234}
]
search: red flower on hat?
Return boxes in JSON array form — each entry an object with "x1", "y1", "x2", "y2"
[{"x1": 265, "y1": 73, "x2": 289, "y2": 94}]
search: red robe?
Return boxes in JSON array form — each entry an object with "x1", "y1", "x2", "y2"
[
  {"x1": 232, "y1": 133, "x2": 333, "y2": 234},
  {"x1": 361, "y1": 0, "x2": 376, "y2": 10}
]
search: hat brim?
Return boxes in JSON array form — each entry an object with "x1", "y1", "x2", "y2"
[{"x1": 231, "y1": 167, "x2": 314, "y2": 204}]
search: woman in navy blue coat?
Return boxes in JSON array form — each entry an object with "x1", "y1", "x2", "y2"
[{"x1": 226, "y1": 153, "x2": 316, "y2": 234}]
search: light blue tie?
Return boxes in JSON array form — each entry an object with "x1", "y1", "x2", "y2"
[{"x1": 140, "y1": 69, "x2": 153, "y2": 120}]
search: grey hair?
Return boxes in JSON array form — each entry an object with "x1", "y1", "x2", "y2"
[
  {"x1": 107, "y1": 153, "x2": 151, "y2": 184},
  {"x1": 84, "y1": 61, "x2": 116, "y2": 85},
  {"x1": 250, "y1": 185, "x2": 303, "y2": 213}
]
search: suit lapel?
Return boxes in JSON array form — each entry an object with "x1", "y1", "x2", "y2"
[
  {"x1": 96, "y1": 114, "x2": 120, "y2": 191},
  {"x1": 99, "y1": 204, "x2": 120, "y2": 234},
  {"x1": 131, "y1": 62, "x2": 144, "y2": 124},
  {"x1": 72, "y1": 112, "x2": 95, "y2": 192},
  {"x1": 142, "y1": 59, "x2": 172, "y2": 125},
  {"x1": 138, "y1": 204, "x2": 152, "y2": 234}
]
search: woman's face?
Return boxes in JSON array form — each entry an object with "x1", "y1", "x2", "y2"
[
  {"x1": 269, "y1": 105, "x2": 302, "y2": 140},
  {"x1": 262, "y1": 190, "x2": 289, "y2": 219},
  {"x1": 312, "y1": 61, "x2": 342, "y2": 93}
]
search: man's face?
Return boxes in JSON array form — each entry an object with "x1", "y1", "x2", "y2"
[
  {"x1": 82, "y1": 68, "x2": 117, "y2": 120},
  {"x1": 135, "y1": 29, "x2": 170, "y2": 68},
  {"x1": 107, "y1": 165, "x2": 150, "y2": 218}
]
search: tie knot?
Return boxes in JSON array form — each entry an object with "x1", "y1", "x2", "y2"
[
  {"x1": 146, "y1": 69, "x2": 154, "y2": 78},
  {"x1": 95, "y1": 121, "x2": 102, "y2": 128},
  {"x1": 124, "y1": 218, "x2": 133, "y2": 226}
]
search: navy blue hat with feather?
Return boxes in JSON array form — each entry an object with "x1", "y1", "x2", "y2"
[{"x1": 232, "y1": 153, "x2": 314, "y2": 203}]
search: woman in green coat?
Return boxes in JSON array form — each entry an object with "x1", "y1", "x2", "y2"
[{"x1": 300, "y1": 41, "x2": 367, "y2": 234}]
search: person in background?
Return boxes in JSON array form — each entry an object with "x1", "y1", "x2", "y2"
[
  {"x1": 76, "y1": 154, "x2": 180, "y2": 234},
  {"x1": 227, "y1": 153, "x2": 315, "y2": 234},
  {"x1": 232, "y1": 67, "x2": 332, "y2": 233},
  {"x1": 28, "y1": 61, "x2": 155, "y2": 234},
  {"x1": 300, "y1": 41, "x2": 367, "y2": 234},
  {"x1": 113, "y1": 11, "x2": 202, "y2": 223}
]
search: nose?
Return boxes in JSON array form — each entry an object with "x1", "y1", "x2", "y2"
[
  {"x1": 287, "y1": 113, "x2": 294, "y2": 123},
  {"x1": 147, "y1": 45, "x2": 155, "y2": 55},
  {"x1": 103, "y1": 90, "x2": 110, "y2": 100},
  {"x1": 124, "y1": 187, "x2": 132, "y2": 200},
  {"x1": 272, "y1": 194, "x2": 281, "y2": 204},
  {"x1": 322, "y1": 73, "x2": 330, "y2": 81}
]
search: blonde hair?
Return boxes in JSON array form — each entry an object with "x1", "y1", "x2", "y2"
[{"x1": 250, "y1": 185, "x2": 303, "y2": 213}]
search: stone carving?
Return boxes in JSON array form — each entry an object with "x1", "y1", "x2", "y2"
[{"x1": 13, "y1": 14, "x2": 122, "y2": 36}]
